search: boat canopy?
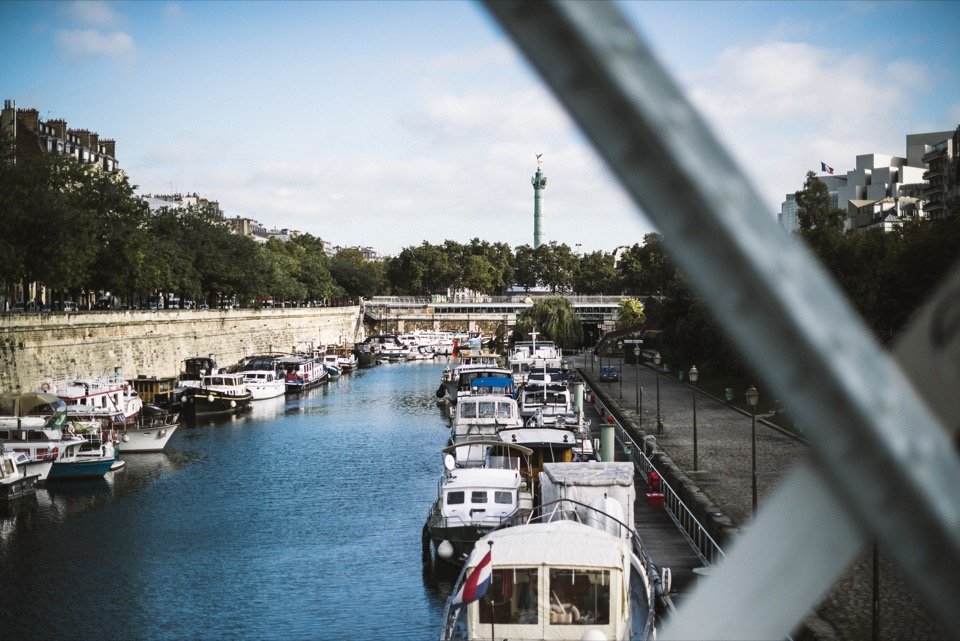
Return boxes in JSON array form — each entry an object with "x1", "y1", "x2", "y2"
[
  {"x1": 469, "y1": 376, "x2": 513, "y2": 390},
  {"x1": 463, "y1": 520, "x2": 626, "y2": 569}
]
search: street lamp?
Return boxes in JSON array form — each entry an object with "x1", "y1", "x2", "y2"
[
  {"x1": 633, "y1": 345, "x2": 642, "y2": 417},
  {"x1": 616, "y1": 340, "x2": 624, "y2": 400},
  {"x1": 746, "y1": 385, "x2": 759, "y2": 515},
  {"x1": 606, "y1": 346, "x2": 613, "y2": 382},
  {"x1": 654, "y1": 352, "x2": 663, "y2": 435},
  {"x1": 689, "y1": 365, "x2": 699, "y2": 471}
]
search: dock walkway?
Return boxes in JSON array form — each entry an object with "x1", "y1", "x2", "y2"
[{"x1": 573, "y1": 352, "x2": 948, "y2": 640}]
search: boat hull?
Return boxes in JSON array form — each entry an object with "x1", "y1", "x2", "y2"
[
  {"x1": 120, "y1": 422, "x2": 179, "y2": 453},
  {"x1": 427, "y1": 520, "x2": 493, "y2": 566},
  {"x1": 1, "y1": 473, "x2": 40, "y2": 501},
  {"x1": 47, "y1": 457, "x2": 117, "y2": 480}
]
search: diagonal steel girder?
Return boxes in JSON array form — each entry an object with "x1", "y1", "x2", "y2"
[{"x1": 482, "y1": 0, "x2": 960, "y2": 635}]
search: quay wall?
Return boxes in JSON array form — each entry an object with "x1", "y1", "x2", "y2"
[{"x1": 0, "y1": 307, "x2": 364, "y2": 392}]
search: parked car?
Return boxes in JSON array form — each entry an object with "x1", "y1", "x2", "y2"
[{"x1": 598, "y1": 366, "x2": 621, "y2": 382}]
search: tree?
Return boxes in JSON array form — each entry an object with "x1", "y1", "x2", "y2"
[
  {"x1": 796, "y1": 171, "x2": 846, "y2": 233},
  {"x1": 574, "y1": 250, "x2": 619, "y2": 294},
  {"x1": 616, "y1": 298, "x2": 646, "y2": 330},
  {"x1": 514, "y1": 295, "x2": 583, "y2": 349},
  {"x1": 330, "y1": 249, "x2": 385, "y2": 299}
]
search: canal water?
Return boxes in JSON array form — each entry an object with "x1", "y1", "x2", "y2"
[{"x1": 0, "y1": 360, "x2": 461, "y2": 640}]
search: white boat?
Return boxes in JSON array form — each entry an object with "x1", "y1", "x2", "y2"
[
  {"x1": 124, "y1": 376, "x2": 181, "y2": 452},
  {"x1": 320, "y1": 354, "x2": 343, "y2": 377},
  {"x1": 517, "y1": 378, "x2": 578, "y2": 427},
  {"x1": 507, "y1": 334, "x2": 565, "y2": 385},
  {"x1": 437, "y1": 365, "x2": 513, "y2": 404},
  {"x1": 0, "y1": 447, "x2": 41, "y2": 501},
  {"x1": 243, "y1": 370, "x2": 287, "y2": 400},
  {"x1": 448, "y1": 394, "x2": 524, "y2": 465},
  {"x1": 38, "y1": 375, "x2": 143, "y2": 427},
  {"x1": 440, "y1": 462, "x2": 660, "y2": 641},
  {"x1": 276, "y1": 355, "x2": 328, "y2": 392},
  {"x1": 0, "y1": 393, "x2": 79, "y2": 482},
  {"x1": 426, "y1": 440, "x2": 534, "y2": 566}
]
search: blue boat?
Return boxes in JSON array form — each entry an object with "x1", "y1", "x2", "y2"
[{"x1": 47, "y1": 456, "x2": 117, "y2": 480}]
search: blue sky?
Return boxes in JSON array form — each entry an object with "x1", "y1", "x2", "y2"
[{"x1": 2, "y1": 1, "x2": 958, "y2": 255}]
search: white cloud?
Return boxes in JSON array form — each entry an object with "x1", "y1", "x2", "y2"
[
  {"x1": 55, "y1": 28, "x2": 135, "y2": 58},
  {"x1": 61, "y1": 1, "x2": 120, "y2": 26},
  {"x1": 684, "y1": 40, "x2": 931, "y2": 211}
]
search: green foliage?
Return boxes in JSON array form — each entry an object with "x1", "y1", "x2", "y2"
[
  {"x1": 330, "y1": 249, "x2": 385, "y2": 299},
  {"x1": 514, "y1": 295, "x2": 583, "y2": 349},
  {"x1": 615, "y1": 298, "x2": 646, "y2": 330}
]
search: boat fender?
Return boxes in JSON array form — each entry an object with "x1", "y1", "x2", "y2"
[
  {"x1": 122, "y1": 434, "x2": 130, "y2": 443},
  {"x1": 660, "y1": 567, "x2": 672, "y2": 595},
  {"x1": 230, "y1": 400, "x2": 237, "y2": 408},
  {"x1": 437, "y1": 540, "x2": 454, "y2": 559},
  {"x1": 41, "y1": 382, "x2": 51, "y2": 392},
  {"x1": 436, "y1": 385, "x2": 445, "y2": 398},
  {"x1": 580, "y1": 629, "x2": 608, "y2": 640},
  {"x1": 207, "y1": 394, "x2": 214, "y2": 403}
]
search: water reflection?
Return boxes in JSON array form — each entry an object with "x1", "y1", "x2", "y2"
[{"x1": 0, "y1": 361, "x2": 453, "y2": 641}]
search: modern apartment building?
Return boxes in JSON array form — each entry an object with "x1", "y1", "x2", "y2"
[{"x1": 780, "y1": 128, "x2": 958, "y2": 234}]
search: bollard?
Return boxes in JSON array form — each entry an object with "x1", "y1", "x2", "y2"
[
  {"x1": 600, "y1": 421, "x2": 614, "y2": 462},
  {"x1": 571, "y1": 380, "x2": 584, "y2": 424}
]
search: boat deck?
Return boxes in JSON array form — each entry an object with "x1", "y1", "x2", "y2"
[{"x1": 582, "y1": 400, "x2": 703, "y2": 610}]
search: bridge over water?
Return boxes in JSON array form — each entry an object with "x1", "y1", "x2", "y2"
[{"x1": 362, "y1": 294, "x2": 635, "y2": 335}]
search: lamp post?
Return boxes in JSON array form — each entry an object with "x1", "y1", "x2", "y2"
[
  {"x1": 617, "y1": 340, "x2": 624, "y2": 399},
  {"x1": 746, "y1": 385, "x2": 759, "y2": 515},
  {"x1": 654, "y1": 352, "x2": 662, "y2": 435},
  {"x1": 689, "y1": 365, "x2": 699, "y2": 471},
  {"x1": 633, "y1": 345, "x2": 642, "y2": 417},
  {"x1": 606, "y1": 346, "x2": 612, "y2": 382}
]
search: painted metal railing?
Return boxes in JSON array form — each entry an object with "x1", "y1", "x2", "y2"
[{"x1": 591, "y1": 392, "x2": 725, "y2": 567}]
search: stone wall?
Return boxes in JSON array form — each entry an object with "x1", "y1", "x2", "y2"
[{"x1": 0, "y1": 307, "x2": 364, "y2": 392}]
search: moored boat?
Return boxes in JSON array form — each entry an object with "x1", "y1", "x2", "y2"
[
  {"x1": 426, "y1": 440, "x2": 534, "y2": 566},
  {"x1": 276, "y1": 355, "x2": 328, "y2": 393},
  {"x1": 0, "y1": 447, "x2": 41, "y2": 501},
  {"x1": 440, "y1": 462, "x2": 660, "y2": 641},
  {"x1": 181, "y1": 372, "x2": 253, "y2": 416}
]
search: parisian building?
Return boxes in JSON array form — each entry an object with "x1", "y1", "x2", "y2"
[{"x1": 779, "y1": 128, "x2": 958, "y2": 234}]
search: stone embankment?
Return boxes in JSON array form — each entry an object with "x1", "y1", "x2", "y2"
[
  {"x1": 575, "y1": 354, "x2": 950, "y2": 641},
  {"x1": 0, "y1": 307, "x2": 364, "y2": 392}
]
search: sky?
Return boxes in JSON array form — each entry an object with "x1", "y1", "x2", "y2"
[{"x1": 2, "y1": 1, "x2": 959, "y2": 256}]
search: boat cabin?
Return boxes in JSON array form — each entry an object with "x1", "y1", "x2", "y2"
[{"x1": 454, "y1": 521, "x2": 633, "y2": 640}]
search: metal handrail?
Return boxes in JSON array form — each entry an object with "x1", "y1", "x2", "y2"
[{"x1": 594, "y1": 393, "x2": 725, "y2": 566}]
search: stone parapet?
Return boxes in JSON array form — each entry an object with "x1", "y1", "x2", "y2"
[{"x1": 0, "y1": 307, "x2": 363, "y2": 392}]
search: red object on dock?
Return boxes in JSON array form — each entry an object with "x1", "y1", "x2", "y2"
[
  {"x1": 607, "y1": 414, "x2": 614, "y2": 424},
  {"x1": 647, "y1": 470, "x2": 661, "y2": 491},
  {"x1": 646, "y1": 492, "x2": 665, "y2": 507}
]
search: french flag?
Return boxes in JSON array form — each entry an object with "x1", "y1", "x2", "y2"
[
  {"x1": 452, "y1": 547, "x2": 493, "y2": 606},
  {"x1": 820, "y1": 162, "x2": 835, "y2": 175}
]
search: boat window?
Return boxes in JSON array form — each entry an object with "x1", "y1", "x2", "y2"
[
  {"x1": 446, "y1": 491, "x2": 465, "y2": 505},
  {"x1": 548, "y1": 568, "x2": 610, "y2": 625},
  {"x1": 496, "y1": 403, "x2": 513, "y2": 419},
  {"x1": 494, "y1": 491, "x2": 513, "y2": 505},
  {"x1": 460, "y1": 403, "x2": 478, "y2": 419},
  {"x1": 479, "y1": 568, "x2": 538, "y2": 624},
  {"x1": 0, "y1": 430, "x2": 7, "y2": 439},
  {"x1": 470, "y1": 491, "x2": 488, "y2": 504},
  {"x1": 478, "y1": 402, "x2": 496, "y2": 418}
]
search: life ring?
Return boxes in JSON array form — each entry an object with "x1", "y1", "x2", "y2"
[{"x1": 41, "y1": 382, "x2": 51, "y2": 392}]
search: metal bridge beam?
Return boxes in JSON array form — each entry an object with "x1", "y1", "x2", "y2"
[{"x1": 483, "y1": 1, "x2": 960, "y2": 637}]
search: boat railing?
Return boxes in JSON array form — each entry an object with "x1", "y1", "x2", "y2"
[{"x1": 439, "y1": 496, "x2": 664, "y2": 641}]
